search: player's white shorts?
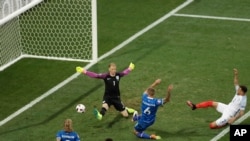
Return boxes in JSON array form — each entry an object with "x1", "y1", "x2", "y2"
[
  {"x1": 215, "y1": 102, "x2": 233, "y2": 126},
  {"x1": 216, "y1": 102, "x2": 227, "y2": 113}
]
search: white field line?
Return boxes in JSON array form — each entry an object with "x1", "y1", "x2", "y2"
[
  {"x1": 173, "y1": 13, "x2": 250, "y2": 22},
  {"x1": 173, "y1": 13, "x2": 250, "y2": 141},
  {"x1": 0, "y1": 0, "x2": 194, "y2": 127},
  {"x1": 98, "y1": 0, "x2": 194, "y2": 61},
  {"x1": 210, "y1": 111, "x2": 250, "y2": 141}
]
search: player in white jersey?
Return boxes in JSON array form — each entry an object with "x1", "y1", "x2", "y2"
[{"x1": 186, "y1": 68, "x2": 247, "y2": 129}]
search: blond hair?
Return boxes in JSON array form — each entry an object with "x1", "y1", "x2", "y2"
[
  {"x1": 64, "y1": 119, "x2": 73, "y2": 132},
  {"x1": 147, "y1": 87, "x2": 155, "y2": 96},
  {"x1": 108, "y1": 63, "x2": 116, "y2": 68}
]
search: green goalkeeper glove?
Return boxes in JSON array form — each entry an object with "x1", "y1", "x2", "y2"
[
  {"x1": 129, "y1": 62, "x2": 135, "y2": 70},
  {"x1": 76, "y1": 66, "x2": 84, "y2": 73}
]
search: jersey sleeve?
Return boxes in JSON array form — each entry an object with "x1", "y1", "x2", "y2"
[
  {"x1": 56, "y1": 131, "x2": 62, "y2": 139},
  {"x1": 85, "y1": 71, "x2": 108, "y2": 79},
  {"x1": 240, "y1": 96, "x2": 247, "y2": 110},
  {"x1": 142, "y1": 92, "x2": 147, "y2": 98},
  {"x1": 75, "y1": 132, "x2": 80, "y2": 141},
  {"x1": 155, "y1": 98, "x2": 164, "y2": 106},
  {"x1": 119, "y1": 68, "x2": 131, "y2": 77}
]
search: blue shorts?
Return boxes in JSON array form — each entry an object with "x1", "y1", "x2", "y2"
[{"x1": 134, "y1": 120, "x2": 155, "y2": 132}]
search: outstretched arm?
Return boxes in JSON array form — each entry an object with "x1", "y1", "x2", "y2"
[
  {"x1": 163, "y1": 84, "x2": 173, "y2": 104},
  {"x1": 144, "y1": 79, "x2": 161, "y2": 93},
  {"x1": 228, "y1": 110, "x2": 245, "y2": 124},
  {"x1": 234, "y1": 68, "x2": 239, "y2": 86},
  {"x1": 119, "y1": 62, "x2": 135, "y2": 76},
  {"x1": 76, "y1": 66, "x2": 107, "y2": 79}
]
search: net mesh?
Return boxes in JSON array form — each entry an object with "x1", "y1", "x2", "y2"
[
  {"x1": 0, "y1": 0, "x2": 94, "y2": 70},
  {"x1": 20, "y1": 0, "x2": 93, "y2": 60},
  {"x1": 0, "y1": 17, "x2": 22, "y2": 67}
]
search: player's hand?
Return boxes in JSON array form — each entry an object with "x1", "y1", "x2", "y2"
[
  {"x1": 233, "y1": 68, "x2": 238, "y2": 75},
  {"x1": 228, "y1": 117, "x2": 236, "y2": 124},
  {"x1": 129, "y1": 62, "x2": 135, "y2": 70},
  {"x1": 155, "y1": 79, "x2": 161, "y2": 84},
  {"x1": 167, "y1": 84, "x2": 173, "y2": 92},
  {"x1": 76, "y1": 66, "x2": 84, "y2": 73}
]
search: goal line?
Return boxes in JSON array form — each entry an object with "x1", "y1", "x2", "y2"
[{"x1": 173, "y1": 13, "x2": 250, "y2": 22}]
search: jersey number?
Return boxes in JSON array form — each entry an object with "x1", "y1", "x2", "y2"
[{"x1": 143, "y1": 107, "x2": 151, "y2": 115}]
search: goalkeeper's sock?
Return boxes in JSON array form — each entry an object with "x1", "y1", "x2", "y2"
[
  {"x1": 196, "y1": 101, "x2": 213, "y2": 108},
  {"x1": 100, "y1": 107, "x2": 106, "y2": 116}
]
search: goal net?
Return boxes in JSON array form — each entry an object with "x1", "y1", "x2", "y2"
[{"x1": 0, "y1": 0, "x2": 97, "y2": 71}]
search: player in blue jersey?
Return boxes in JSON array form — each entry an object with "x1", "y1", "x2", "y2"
[
  {"x1": 56, "y1": 118, "x2": 80, "y2": 141},
  {"x1": 132, "y1": 79, "x2": 173, "y2": 140},
  {"x1": 76, "y1": 62, "x2": 136, "y2": 120}
]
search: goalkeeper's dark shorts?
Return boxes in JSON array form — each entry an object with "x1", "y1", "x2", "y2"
[{"x1": 102, "y1": 96, "x2": 126, "y2": 112}]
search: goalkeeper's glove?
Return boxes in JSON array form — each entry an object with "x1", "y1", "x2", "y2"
[
  {"x1": 76, "y1": 66, "x2": 84, "y2": 73},
  {"x1": 128, "y1": 62, "x2": 135, "y2": 70}
]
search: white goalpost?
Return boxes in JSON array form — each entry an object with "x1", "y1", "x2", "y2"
[{"x1": 0, "y1": 0, "x2": 98, "y2": 71}]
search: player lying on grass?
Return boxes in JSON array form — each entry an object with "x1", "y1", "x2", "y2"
[
  {"x1": 132, "y1": 79, "x2": 173, "y2": 140},
  {"x1": 187, "y1": 68, "x2": 247, "y2": 129},
  {"x1": 76, "y1": 62, "x2": 136, "y2": 120}
]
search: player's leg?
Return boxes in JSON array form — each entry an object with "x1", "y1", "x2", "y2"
[
  {"x1": 209, "y1": 121, "x2": 220, "y2": 129},
  {"x1": 134, "y1": 122, "x2": 150, "y2": 139},
  {"x1": 215, "y1": 102, "x2": 227, "y2": 113},
  {"x1": 210, "y1": 114, "x2": 229, "y2": 129},
  {"x1": 131, "y1": 111, "x2": 141, "y2": 122},
  {"x1": 93, "y1": 99, "x2": 110, "y2": 120},
  {"x1": 120, "y1": 109, "x2": 129, "y2": 117},
  {"x1": 112, "y1": 98, "x2": 128, "y2": 117},
  {"x1": 113, "y1": 99, "x2": 136, "y2": 117},
  {"x1": 101, "y1": 103, "x2": 109, "y2": 115},
  {"x1": 134, "y1": 122, "x2": 161, "y2": 140},
  {"x1": 186, "y1": 100, "x2": 218, "y2": 110}
]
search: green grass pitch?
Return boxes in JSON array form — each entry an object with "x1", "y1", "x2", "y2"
[{"x1": 0, "y1": 0, "x2": 250, "y2": 140}]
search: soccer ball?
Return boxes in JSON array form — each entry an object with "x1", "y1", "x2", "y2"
[{"x1": 76, "y1": 104, "x2": 86, "y2": 113}]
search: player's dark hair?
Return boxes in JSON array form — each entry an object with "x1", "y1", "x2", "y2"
[
  {"x1": 105, "y1": 138, "x2": 113, "y2": 141},
  {"x1": 240, "y1": 85, "x2": 248, "y2": 93}
]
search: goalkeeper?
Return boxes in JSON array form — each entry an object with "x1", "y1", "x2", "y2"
[{"x1": 76, "y1": 62, "x2": 136, "y2": 120}]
